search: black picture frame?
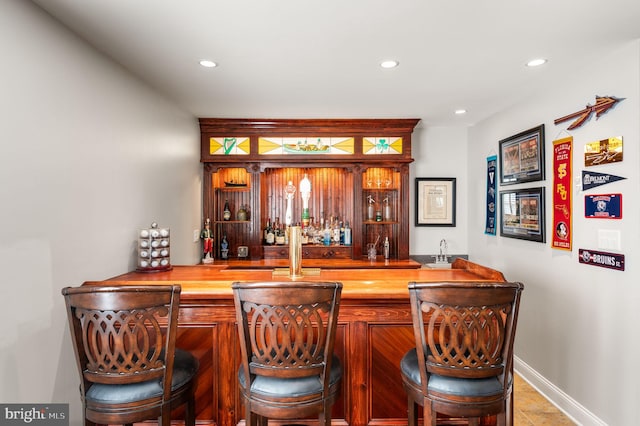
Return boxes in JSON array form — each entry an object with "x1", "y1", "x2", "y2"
[
  {"x1": 415, "y1": 178, "x2": 456, "y2": 227},
  {"x1": 499, "y1": 124, "x2": 545, "y2": 185},
  {"x1": 499, "y1": 187, "x2": 545, "y2": 242}
]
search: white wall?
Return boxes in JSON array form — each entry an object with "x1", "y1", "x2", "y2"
[
  {"x1": 410, "y1": 125, "x2": 469, "y2": 257},
  {"x1": 468, "y1": 40, "x2": 640, "y2": 425},
  {"x1": 0, "y1": 1, "x2": 202, "y2": 423}
]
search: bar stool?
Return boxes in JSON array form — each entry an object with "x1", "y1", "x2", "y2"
[
  {"x1": 232, "y1": 281, "x2": 343, "y2": 426},
  {"x1": 62, "y1": 284, "x2": 199, "y2": 426},
  {"x1": 400, "y1": 281, "x2": 524, "y2": 425}
]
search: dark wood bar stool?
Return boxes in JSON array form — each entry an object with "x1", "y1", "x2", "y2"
[
  {"x1": 401, "y1": 281, "x2": 524, "y2": 426},
  {"x1": 232, "y1": 281, "x2": 343, "y2": 426},
  {"x1": 62, "y1": 284, "x2": 199, "y2": 426}
]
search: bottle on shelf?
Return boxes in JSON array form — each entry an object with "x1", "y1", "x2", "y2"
[
  {"x1": 223, "y1": 199, "x2": 231, "y2": 221},
  {"x1": 332, "y1": 216, "x2": 340, "y2": 244},
  {"x1": 237, "y1": 204, "x2": 248, "y2": 221},
  {"x1": 383, "y1": 236, "x2": 390, "y2": 259},
  {"x1": 274, "y1": 217, "x2": 285, "y2": 245},
  {"x1": 323, "y1": 218, "x2": 331, "y2": 246},
  {"x1": 265, "y1": 218, "x2": 275, "y2": 245},
  {"x1": 384, "y1": 196, "x2": 392, "y2": 221},
  {"x1": 263, "y1": 218, "x2": 272, "y2": 244},
  {"x1": 344, "y1": 221, "x2": 352, "y2": 246},
  {"x1": 307, "y1": 218, "x2": 316, "y2": 244},
  {"x1": 367, "y1": 195, "x2": 375, "y2": 221}
]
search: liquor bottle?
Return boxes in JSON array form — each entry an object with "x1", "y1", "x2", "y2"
[
  {"x1": 263, "y1": 218, "x2": 272, "y2": 244},
  {"x1": 332, "y1": 217, "x2": 340, "y2": 244},
  {"x1": 274, "y1": 218, "x2": 285, "y2": 245},
  {"x1": 266, "y1": 219, "x2": 275, "y2": 245},
  {"x1": 343, "y1": 221, "x2": 352, "y2": 246},
  {"x1": 323, "y1": 218, "x2": 331, "y2": 246},
  {"x1": 383, "y1": 236, "x2": 390, "y2": 259},
  {"x1": 307, "y1": 218, "x2": 316, "y2": 244},
  {"x1": 223, "y1": 199, "x2": 231, "y2": 221}
]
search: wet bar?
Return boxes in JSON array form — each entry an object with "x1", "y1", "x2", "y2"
[{"x1": 93, "y1": 119, "x2": 506, "y2": 425}]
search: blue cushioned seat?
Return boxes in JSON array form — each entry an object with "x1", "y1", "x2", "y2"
[
  {"x1": 86, "y1": 349, "x2": 199, "y2": 403},
  {"x1": 401, "y1": 348, "x2": 505, "y2": 397},
  {"x1": 239, "y1": 354, "x2": 342, "y2": 398}
]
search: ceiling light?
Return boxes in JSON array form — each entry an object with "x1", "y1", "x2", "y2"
[
  {"x1": 380, "y1": 60, "x2": 399, "y2": 69},
  {"x1": 199, "y1": 60, "x2": 217, "y2": 68},
  {"x1": 526, "y1": 58, "x2": 547, "y2": 67},
  {"x1": 454, "y1": 109, "x2": 467, "y2": 115}
]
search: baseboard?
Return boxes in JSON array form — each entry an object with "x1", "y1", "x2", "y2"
[{"x1": 514, "y1": 356, "x2": 606, "y2": 426}]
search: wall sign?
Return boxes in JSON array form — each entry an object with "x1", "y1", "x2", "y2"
[
  {"x1": 584, "y1": 193, "x2": 622, "y2": 219},
  {"x1": 579, "y1": 249, "x2": 625, "y2": 271},
  {"x1": 584, "y1": 136, "x2": 623, "y2": 167}
]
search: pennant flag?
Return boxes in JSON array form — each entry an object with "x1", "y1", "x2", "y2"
[
  {"x1": 485, "y1": 156, "x2": 497, "y2": 235},
  {"x1": 552, "y1": 137, "x2": 572, "y2": 250},
  {"x1": 582, "y1": 170, "x2": 626, "y2": 191}
]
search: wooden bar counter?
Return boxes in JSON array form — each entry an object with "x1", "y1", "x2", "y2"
[{"x1": 97, "y1": 258, "x2": 505, "y2": 426}]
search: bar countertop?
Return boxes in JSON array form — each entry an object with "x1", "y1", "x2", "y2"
[{"x1": 102, "y1": 258, "x2": 506, "y2": 301}]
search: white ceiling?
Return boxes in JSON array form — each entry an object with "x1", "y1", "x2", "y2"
[{"x1": 31, "y1": 0, "x2": 640, "y2": 127}]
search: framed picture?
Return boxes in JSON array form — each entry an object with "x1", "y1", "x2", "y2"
[
  {"x1": 499, "y1": 124, "x2": 545, "y2": 185},
  {"x1": 500, "y1": 187, "x2": 545, "y2": 242},
  {"x1": 415, "y1": 178, "x2": 456, "y2": 226}
]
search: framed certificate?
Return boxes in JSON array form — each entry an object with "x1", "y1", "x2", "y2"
[{"x1": 415, "y1": 178, "x2": 456, "y2": 227}]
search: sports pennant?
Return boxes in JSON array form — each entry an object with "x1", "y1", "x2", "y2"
[
  {"x1": 582, "y1": 170, "x2": 626, "y2": 191},
  {"x1": 485, "y1": 155, "x2": 497, "y2": 235},
  {"x1": 552, "y1": 137, "x2": 572, "y2": 250}
]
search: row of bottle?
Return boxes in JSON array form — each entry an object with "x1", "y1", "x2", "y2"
[
  {"x1": 222, "y1": 199, "x2": 249, "y2": 221},
  {"x1": 263, "y1": 217, "x2": 352, "y2": 246}
]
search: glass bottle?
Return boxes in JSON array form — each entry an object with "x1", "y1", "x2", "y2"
[
  {"x1": 237, "y1": 204, "x2": 247, "y2": 221},
  {"x1": 223, "y1": 199, "x2": 231, "y2": 221},
  {"x1": 367, "y1": 195, "x2": 375, "y2": 221},
  {"x1": 332, "y1": 216, "x2": 340, "y2": 244},
  {"x1": 343, "y1": 221, "x2": 352, "y2": 246},
  {"x1": 383, "y1": 236, "x2": 390, "y2": 259},
  {"x1": 266, "y1": 219, "x2": 275, "y2": 245},
  {"x1": 323, "y1": 218, "x2": 331, "y2": 246},
  {"x1": 384, "y1": 197, "x2": 392, "y2": 221},
  {"x1": 264, "y1": 218, "x2": 272, "y2": 244}
]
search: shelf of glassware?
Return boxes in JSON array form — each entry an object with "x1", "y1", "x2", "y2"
[{"x1": 362, "y1": 166, "x2": 401, "y2": 260}]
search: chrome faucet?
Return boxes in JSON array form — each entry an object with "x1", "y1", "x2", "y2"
[{"x1": 436, "y1": 239, "x2": 448, "y2": 264}]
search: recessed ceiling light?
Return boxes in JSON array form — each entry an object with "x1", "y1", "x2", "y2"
[
  {"x1": 380, "y1": 60, "x2": 399, "y2": 69},
  {"x1": 526, "y1": 58, "x2": 547, "y2": 67},
  {"x1": 454, "y1": 109, "x2": 467, "y2": 115},
  {"x1": 199, "y1": 60, "x2": 218, "y2": 68}
]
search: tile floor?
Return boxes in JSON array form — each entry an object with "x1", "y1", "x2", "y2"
[{"x1": 514, "y1": 374, "x2": 575, "y2": 425}]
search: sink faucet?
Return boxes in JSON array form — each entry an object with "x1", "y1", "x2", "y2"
[{"x1": 436, "y1": 239, "x2": 448, "y2": 263}]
